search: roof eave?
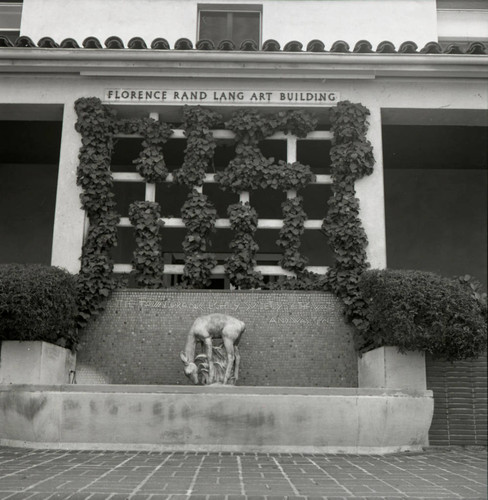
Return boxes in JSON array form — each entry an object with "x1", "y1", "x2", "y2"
[{"x1": 0, "y1": 49, "x2": 487, "y2": 80}]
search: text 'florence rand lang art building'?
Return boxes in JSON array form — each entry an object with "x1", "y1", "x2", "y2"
[{"x1": 0, "y1": 0, "x2": 487, "y2": 448}]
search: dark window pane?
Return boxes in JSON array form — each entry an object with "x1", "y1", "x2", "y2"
[
  {"x1": 203, "y1": 184, "x2": 239, "y2": 218},
  {"x1": 260, "y1": 140, "x2": 287, "y2": 162},
  {"x1": 199, "y1": 11, "x2": 228, "y2": 44},
  {"x1": 250, "y1": 189, "x2": 286, "y2": 219},
  {"x1": 165, "y1": 139, "x2": 186, "y2": 170},
  {"x1": 155, "y1": 183, "x2": 189, "y2": 218},
  {"x1": 297, "y1": 139, "x2": 331, "y2": 175},
  {"x1": 301, "y1": 184, "x2": 332, "y2": 219},
  {"x1": 111, "y1": 227, "x2": 136, "y2": 263},
  {"x1": 301, "y1": 231, "x2": 334, "y2": 266},
  {"x1": 113, "y1": 182, "x2": 145, "y2": 217},
  {"x1": 199, "y1": 10, "x2": 260, "y2": 46},
  {"x1": 210, "y1": 229, "x2": 233, "y2": 254},
  {"x1": 0, "y1": 121, "x2": 62, "y2": 164},
  {"x1": 212, "y1": 142, "x2": 235, "y2": 171},
  {"x1": 232, "y1": 12, "x2": 260, "y2": 45},
  {"x1": 112, "y1": 138, "x2": 142, "y2": 172},
  {"x1": 0, "y1": 164, "x2": 58, "y2": 264}
]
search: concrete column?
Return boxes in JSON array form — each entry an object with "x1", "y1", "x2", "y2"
[
  {"x1": 355, "y1": 106, "x2": 387, "y2": 269},
  {"x1": 51, "y1": 102, "x2": 85, "y2": 274}
]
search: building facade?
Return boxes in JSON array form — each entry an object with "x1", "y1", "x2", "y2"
[{"x1": 0, "y1": 0, "x2": 487, "y2": 445}]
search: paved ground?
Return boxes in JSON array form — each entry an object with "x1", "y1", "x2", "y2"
[{"x1": 0, "y1": 447, "x2": 485, "y2": 500}]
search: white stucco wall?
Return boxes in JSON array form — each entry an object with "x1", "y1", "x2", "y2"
[
  {"x1": 1, "y1": 63, "x2": 486, "y2": 271},
  {"x1": 20, "y1": 0, "x2": 438, "y2": 48}
]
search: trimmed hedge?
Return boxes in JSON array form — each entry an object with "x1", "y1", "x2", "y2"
[
  {"x1": 358, "y1": 269, "x2": 487, "y2": 361},
  {"x1": 0, "y1": 264, "x2": 78, "y2": 347}
]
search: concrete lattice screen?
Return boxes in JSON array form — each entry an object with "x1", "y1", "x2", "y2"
[{"x1": 111, "y1": 112, "x2": 334, "y2": 286}]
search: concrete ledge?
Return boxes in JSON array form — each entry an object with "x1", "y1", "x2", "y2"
[
  {"x1": 358, "y1": 346, "x2": 427, "y2": 391},
  {"x1": 0, "y1": 385, "x2": 434, "y2": 454},
  {"x1": 0, "y1": 341, "x2": 76, "y2": 385}
]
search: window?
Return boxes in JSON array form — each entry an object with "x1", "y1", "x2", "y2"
[
  {"x1": 437, "y1": 0, "x2": 488, "y2": 9},
  {"x1": 198, "y1": 4, "x2": 261, "y2": 47},
  {"x1": 0, "y1": 1, "x2": 22, "y2": 41}
]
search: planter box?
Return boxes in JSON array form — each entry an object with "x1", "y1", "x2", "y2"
[
  {"x1": 0, "y1": 341, "x2": 76, "y2": 385},
  {"x1": 358, "y1": 346, "x2": 426, "y2": 391}
]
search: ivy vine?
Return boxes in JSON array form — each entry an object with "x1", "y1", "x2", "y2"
[
  {"x1": 170, "y1": 107, "x2": 221, "y2": 287},
  {"x1": 322, "y1": 100, "x2": 375, "y2": 332},
  {"x1": 114, "y1": 117, "x2": 173, "y2": 183},
  {"x1": 135, "y1": 118, "x2": 173, "y2": 183},
  {"x1": 173, "y1": 106, "x2": 222, "y2": 187},
  {"x1": 73, "y1": 99, "x2": 375, "y2": 332},
  {"x1": 215, "y1": 109, "x2": 317, "y2": 287},
  {"x1": 180, "y1": 190, "x2": 217, "y2": 288},
  {"x1": 225, "y1": 202, "x2": 264, "y2": 289},
  {"x1": 74, "y1": 97, "x2": 120, "y2": 327},
  {"x1": 128, "y1": 201, "x2": 165, "y2": 288},
  {"x1": 277, "y1": 196, "x2": 308, "y2": 273},
  {"x1": 275, "y1": 109, "x2": 319, "y2": 138},
  {"x1": 216, "y1": 110, "x2": 316, "y2": 192}
]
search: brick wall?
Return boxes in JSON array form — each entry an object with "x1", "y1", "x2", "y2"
[
  {"x1": 77, "y1": 290, "x2": 358, "y2": 387},
  {"x1": 427, "y1": 354, "x2": 487, "y2": 446}
]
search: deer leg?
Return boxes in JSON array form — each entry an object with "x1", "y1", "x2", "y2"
[
  {"x1": 234, "y1": 345, "x2": 240, "y2": 382},
  {"x1": 203, "y1": 337, "x2": 214, "y2": 384},
  {"x1": 222, "y1": 338, "x2": 235, "y2": 385}
]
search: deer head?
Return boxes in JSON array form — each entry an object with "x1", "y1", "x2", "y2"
[{"x1": 179, "y1": 351, "x2": 199, "y2": 385}]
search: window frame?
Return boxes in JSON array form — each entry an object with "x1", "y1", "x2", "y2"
[
  {"x1": 0, "y1": 1, "x2": 23, "y2": 38},
  {"x1": 197, "y1": 3, "x2": 263, "y2": 47}
]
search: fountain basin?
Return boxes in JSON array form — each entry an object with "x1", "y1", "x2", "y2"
[{"x1": 0, "y1": 384, "x2": 433, "y2": 454}]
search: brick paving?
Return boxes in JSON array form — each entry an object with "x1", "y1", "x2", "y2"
[{"x1": 0, "y1": 447, "x2": 485, "y2": 500}]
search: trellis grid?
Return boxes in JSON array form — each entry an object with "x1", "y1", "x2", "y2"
[{"x1": 110, "y1": 112, "x2": 332, "y2": 278}]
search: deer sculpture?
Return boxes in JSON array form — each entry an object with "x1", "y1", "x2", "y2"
[{"x1": 179, "y1": 313, "x2": 246, "y2": 385}]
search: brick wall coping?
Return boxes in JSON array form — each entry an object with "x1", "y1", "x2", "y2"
[
  {"x1": 0, "y1": 384, "x2": 433, "y2": 398},
  {"x1": 112, "y1": 289, "x2": 330, "y2": 295}
]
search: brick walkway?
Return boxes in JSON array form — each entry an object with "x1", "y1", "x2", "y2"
[{"x1": 0, "y1": 447, "x2": 485, "y2": 500}]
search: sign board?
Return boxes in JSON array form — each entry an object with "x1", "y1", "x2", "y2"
[{"x1": 104, "y1": 89, "x2": 339, "y2": 105}]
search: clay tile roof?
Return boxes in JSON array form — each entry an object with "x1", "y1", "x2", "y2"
[
  {"x1": 0, "y1": 36, "x2": 486, "y2": 55},
  {"x1": 14, "y1": 36, "x2": 35, "y2": 48},
  {"x1": 0, "y1": 36, "x2": 14, "y2": 48},
  {"x1": 82, "y1": 37, "x2": 102, "y2": 49},
  {"x1": 467, "y1": 42, "x2": 486, "y2": 54},
  {"x1": 306, "y1": 39, "x2": 325, "y2": 52},
  {"x1": 217, "y1": 39, "x2": 236, "y2": 51},
  {"x1": 376, "y1": 41, "x2": 396, "y2": 53},
  {"x1": 37, "y1": 37, "x2": 59, "y2": 48},
  {"x1": 128, "y1": 37, "x2": 147, "y2": 50},
  {"x1": 354, "y1": 40, "x2": 373, "y2": 53},
  {"x1": 174, "y1": 38, "x2": 193, "y2": 50},
  {"x1": 105, "y1": 36, "x2": 124, "y2": 49},
  {"x1": 196, "y1": 39, "x2": 215, "y2": 50},
  {"x1": 60, "y1": 38, "x2": 80, "y2": 48},
  {"x1": 283, "y1": 40, "x2": 303, "y2": 52},
  {"x1": 151, "y1": 38, "x2": 170, "y2": 50},
  {"x1": 330, "y1": 40, "x2": 350, "y2": 53},
  {"x1": 262, "y1": 39, "x2": 280, "y2": 51},
  {"x1": 398, "y1": 41, "x2": 418, "y2": 53},
  {"x1": 240, "y1": 39, "x2": 258, "y2": 51},
  {"x1": 421, "y1": 41, "x2": 443, "y2": 54},
  {"x1": 444, "y1": 44, "x2": 463, "y2": 55}
]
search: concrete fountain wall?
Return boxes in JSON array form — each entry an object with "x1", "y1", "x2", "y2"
[
  {"x1": 0, "y1": 290, "x2": 434, "y2": 453},
  {"x1": 76, "y1": 290, "x2": 358, "y2": 386},
  {"x1": 0, "y1": 384, "x2": 434, "y2": 454}
]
